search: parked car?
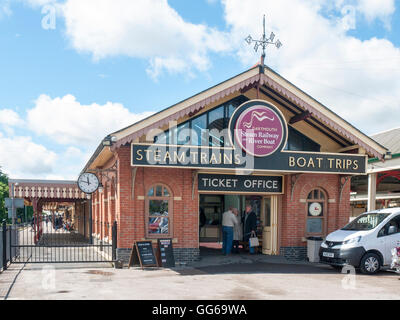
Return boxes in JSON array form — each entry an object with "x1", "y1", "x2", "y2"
[{"x1": 319, "y1": 208, "x2": 400, "y2": 274}]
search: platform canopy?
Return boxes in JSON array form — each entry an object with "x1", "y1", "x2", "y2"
[{"x1": 8, "y1": 179, "x2": 86, "y2": 201}]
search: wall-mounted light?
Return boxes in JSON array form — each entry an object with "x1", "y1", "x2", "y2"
[
  {"x1": 102, "y1": 139, "x2": 111, "y2": 146},
  {"x1": 384, "y1": 152, "x2": 392, "y2": 160},
  {"x1": 98, "y1": 183, "x2": 104, "y2": 193}
]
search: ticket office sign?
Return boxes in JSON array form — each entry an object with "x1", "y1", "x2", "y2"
[{"x1": 198, "y1": 174, "x2": 283, "y2": 194}]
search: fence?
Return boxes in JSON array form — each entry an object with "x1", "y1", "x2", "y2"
[
  {"x1": 1, "y1": 219, "x2": 117, "y2": 270},
  {"x1": 1, "y1": 220, "x2": 20, "y2": 272}
]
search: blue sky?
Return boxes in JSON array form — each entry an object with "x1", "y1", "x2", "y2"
[{"x1": 0, "y1": 0, "x2": 399, "y2": 179}]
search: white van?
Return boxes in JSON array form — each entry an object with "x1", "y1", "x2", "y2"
[{"x1": 319, "y1": 208, "x2": 400, "y2": 274}]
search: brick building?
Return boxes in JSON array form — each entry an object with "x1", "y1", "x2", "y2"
[{"x1": 82, "y1": 64, "x2": 387, "y2": 263}]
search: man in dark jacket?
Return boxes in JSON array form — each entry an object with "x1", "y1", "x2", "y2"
[{"x1": 243, "y1": 204, "x2": 257, "y2": 254}]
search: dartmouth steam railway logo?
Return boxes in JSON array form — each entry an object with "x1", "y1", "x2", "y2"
[{"x1": 230, "y1": 100, "x2": 287, "y2": 157}]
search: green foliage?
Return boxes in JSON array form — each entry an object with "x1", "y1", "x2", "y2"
[{"x1": 0, "y1": 167, "x2": 9, "y2": 222}]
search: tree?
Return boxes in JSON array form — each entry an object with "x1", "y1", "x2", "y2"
[{"x1": 0, "y1": 167, "x2": 9, "y2": 222}]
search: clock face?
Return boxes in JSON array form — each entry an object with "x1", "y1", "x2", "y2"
[
  {"x1": 309, "y1": 202, "x2": 323, "y2": 217},
  {"x1": 77, "y1": 172, "x2": 99, "y2": 194}
]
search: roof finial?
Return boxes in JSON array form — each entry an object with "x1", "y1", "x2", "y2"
[{"x1": 245, "y1": 14, "x2": 282, "y2": 69}]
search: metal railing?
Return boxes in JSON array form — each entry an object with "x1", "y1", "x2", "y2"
[
  {"x1": 1, "y1": 220, "x2": 117, "y2": 267},
  {"x1": 1, "y1": 220, "x2": 21, "y2": 272}
]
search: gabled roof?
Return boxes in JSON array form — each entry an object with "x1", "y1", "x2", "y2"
[
  {"x1": 82, "y1": 64, "x2": 387, "y2": 172},
  {"x1": 371, "y1": 127, "x2": 400, "y2": 154}
]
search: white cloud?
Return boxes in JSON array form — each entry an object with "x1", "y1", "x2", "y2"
[
  {"x1": 27, "y1": 94, "x2": 154, "y2": 147},
  {"x1": 61, "y1": 0, "x2": 231, "y2": 79},
  {"x1": 0, "y1": 0, "x2": 12, "y2": 19},
  {"x1": 332, "y1": 0, "x2": 395, "y2": 30},
  {"x1": 0, "y1": 132, "x2": 57, "y2": 177},
  {"x1": 356, "y1": 0, "x2": 395, "y2": 26},
  {"x1": 0, "y1": 109, "x2": 24, "y2": 127},
  {"x1": 221, "y1": 0, "x2": 400, "y2": 134}
]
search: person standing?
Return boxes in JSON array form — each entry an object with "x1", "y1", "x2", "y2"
[
  {"x1": 221, "y1": 207, "x2": 238, "y2": 255},
  {"x1": 232, "y1": 208, "x2": 242, "y2": 253},
  {"x1": 244, "y1": 204, "x2": 257, "y2": 254},
  {"x1": 199, "y1": 207, "x2": 206, "y2": 235}
]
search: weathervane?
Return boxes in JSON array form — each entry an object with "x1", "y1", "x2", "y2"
[{"x1": 245, "y1": 14, "x2": 282, "y2": 67}]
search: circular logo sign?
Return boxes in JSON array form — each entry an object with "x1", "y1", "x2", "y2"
[
  {"x1": 309, "y1": 202, "x2": 323, "y2": 216},
  {"x1": 230, "y1": 100, "x2": 286, "y2": 157}
]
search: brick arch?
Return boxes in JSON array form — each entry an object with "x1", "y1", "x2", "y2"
[
  {"x1": 145, "y1": 182, "x2": 174, "y2": 198},
  {"x1": 299, "y1": 178, "x2": 330, "y2": 201},
  {"x1": 142, "y1": 167, "x2": 184, "y2": 198},
  {"x1": 297, "y1": 177, "x2": 332, "y2": 237}
]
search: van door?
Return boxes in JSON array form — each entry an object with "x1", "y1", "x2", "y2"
[{"x1": 377, "y1": 214, "x2": 400, "y2": 265}]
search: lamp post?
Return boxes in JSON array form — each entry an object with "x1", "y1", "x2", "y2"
[
  {"x1": 11, "y1": 182, "x2": 19, "y2": 225},
  {"x1": 87, "y1": 193, "x2": 93, "y2": 245}
]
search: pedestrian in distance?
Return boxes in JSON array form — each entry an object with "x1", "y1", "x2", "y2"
[
  {"x1": 232, "y1": 208, "x2": 242, "y2": 253},
  {"x1": 221, "y1": 207, "x2": 238, "y2": 255},
  {"x1": 243, "y1": 204, "x2": 257, "y2": 254}
]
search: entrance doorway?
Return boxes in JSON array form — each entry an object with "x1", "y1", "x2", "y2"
[{"x1": 199, "y1": 194, "x2": 278, "y2": 255}]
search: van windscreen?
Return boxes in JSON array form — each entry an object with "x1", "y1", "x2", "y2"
[{"x1": 342, "y1": 213, "x2": 390, "y2": 231}]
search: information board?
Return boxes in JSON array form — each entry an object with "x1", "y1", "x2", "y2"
[
  {"x1": 128, "y1": 241, "x2": 158, "y2": 269},
  {"x1": 157, "y1": 238, "x2": 175, "y2": 268}
]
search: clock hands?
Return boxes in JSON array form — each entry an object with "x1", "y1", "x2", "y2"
[{"x1": 78, "y1": 173, "x2": 99, "y2": 194}]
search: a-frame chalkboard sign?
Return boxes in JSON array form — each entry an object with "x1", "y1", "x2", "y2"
[{"x1": 128, "y1": 241, "x2": 158, "y2": 269}]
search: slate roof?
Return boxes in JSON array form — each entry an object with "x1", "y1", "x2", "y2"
[{"x1": 371, "y1": 128, "x2": 400, "y2": 154}]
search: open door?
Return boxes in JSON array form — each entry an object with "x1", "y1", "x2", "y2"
[
  {"x1": 262, "y1": 197, "x2": 272, "y2": 254},
  {"x1": 262, "y1": 196, "x2": 279, "y2": 255}
]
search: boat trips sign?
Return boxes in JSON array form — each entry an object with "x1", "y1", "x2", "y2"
[{"x1": 131, "y1": 100, "x2": 367, "y2": 175}]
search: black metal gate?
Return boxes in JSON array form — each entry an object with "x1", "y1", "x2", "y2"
[{"x1": 2, "y1": 218, "x2": 116, "y2": 266}]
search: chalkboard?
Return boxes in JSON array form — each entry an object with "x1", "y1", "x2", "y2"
[
  {"x1": 128, "y1": 244, "x2": 140, "y2": 268},
  {"x1": 157, "y1": 238, "x2": 175, "y2": 268},
  {"x1": 128, "y1": 241, "x2": 158, "y2": 269}
]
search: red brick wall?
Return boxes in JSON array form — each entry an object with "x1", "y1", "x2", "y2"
[
  {"x1": 280, "y1": 173, "x2": 351, "y2": 250},
  {"x1": 92, "y1": 145, "x2": 351, "y2": 255},
  {"x1": 115, "y1": 145, "x2": 199, "y2": 249}
]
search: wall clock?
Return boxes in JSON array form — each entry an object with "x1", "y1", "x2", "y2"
[{"x1": 77, "y1": 172, "x2": 99, "y2": 194}]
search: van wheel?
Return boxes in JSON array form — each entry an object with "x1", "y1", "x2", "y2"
[{"x1": 360, "y1": 253, "x2": 381, "y2": 275}]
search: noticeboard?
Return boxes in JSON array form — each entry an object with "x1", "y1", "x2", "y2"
[
  {"x1": 5, "y1": 198, "x2": 25, "y2": 209},
  {"x1": 128, "y1": 241, "x2": 158, "y2": 269},
  {"x1": 157, "y1": 238, "x2": 175, "y2": 268}
]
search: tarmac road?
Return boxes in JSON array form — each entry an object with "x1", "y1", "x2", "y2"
[{"x1": 2, "y1": 255, "x2": 400, "y2": 300}]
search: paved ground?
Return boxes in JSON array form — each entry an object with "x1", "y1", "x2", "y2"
[{"x1": 2, "y1": 252, "x2": 400, "y2": 300}]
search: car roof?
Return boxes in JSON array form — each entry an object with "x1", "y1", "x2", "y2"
[{"x1": 364, "y1": 208, "x2": 400, "y2": 215}]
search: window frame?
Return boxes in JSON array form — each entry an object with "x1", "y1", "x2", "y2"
[
  {"x1": 153, "y1": 95, "x2": 249, "y2": 147},
  {"x1": 145, "y1": 184, "x2": 173, "y2": 238},
  {"x1": 305, "y1": 188, "x2": 328, "y2": 237},
  {"x1": 377, "y1": 214, "x2": 400, "y2": 238}
]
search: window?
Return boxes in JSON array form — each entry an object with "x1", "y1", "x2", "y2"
[
  {"x1": 305, "y1": 189, "x2": 327, "y2": 236},
  {"x1": 145, "y1": 184, "x2": 173, "y2": 237},
  {"x1": 191, "y1": 113, "x2": 207, "y2": 146},
  {"x1": 285, "y1": 126, "x2": 320, "y2": 152},
  {"x1": 377, "y1": 215, "x2": 400, "y2": 237},
  {"x1": 208, "y1": 106, "x2": 225, "y2": 147},
  {"x1": 153, "y1": 95, "x2": 249, "y2": 147},
  {"x1": 343, "y1": 212, "x2": 390, "y2": 232}
]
